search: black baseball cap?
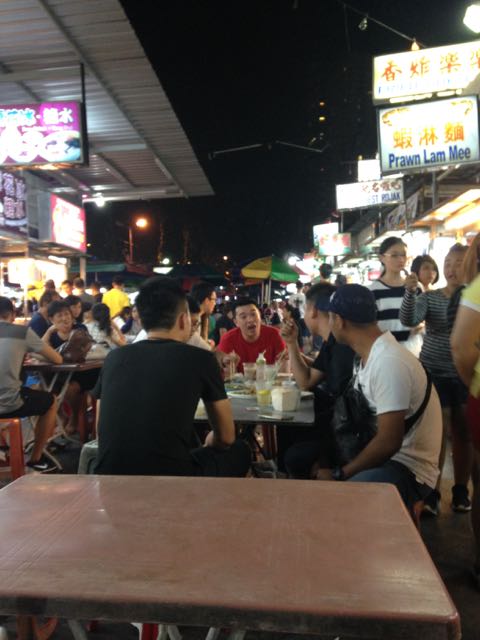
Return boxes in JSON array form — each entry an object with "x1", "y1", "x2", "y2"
[{"x1": 326, "y1": 284, "x2": 377, "y2": 323}]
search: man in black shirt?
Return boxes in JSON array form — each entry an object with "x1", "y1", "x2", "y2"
[
  {"x1": 93, "y1": 277, "x2": 250, "y2": 477},
  {"x1": 279, "y1": 282, "x2": 355, "y2": 477}
]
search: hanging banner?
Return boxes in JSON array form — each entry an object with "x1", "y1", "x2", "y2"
[
  {"x1": 0, "y1": 170, "x2": 27, "y2": 235},
  {"x1": 50, "y1": 195, "x2": 86, "y2": 253},
  {"x1": 0, "y1": 101, "x2": 87, "y2": 168},
  {"x1": 336, "y1": 178, "x2": 404, "y2": 210},
  {"x1": 378, "y1": 96, "x2": 480, "y2": 174},
  {"x1": 373, "y1": 40, "x2": 480, "y2": 104}
]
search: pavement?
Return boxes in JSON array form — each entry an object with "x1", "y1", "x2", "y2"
[{"x1": 0, "y1": 440, "x2": 479, "y2": 640}]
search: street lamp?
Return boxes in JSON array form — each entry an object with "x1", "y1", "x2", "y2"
[
  {"x1": 128, "y1": 217, "x2": 149, "y2": 263},
  {"x1": 464, "y1": 3, "x2": 480, "y2": 32}
]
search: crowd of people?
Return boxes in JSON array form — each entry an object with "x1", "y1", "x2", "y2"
[{"x1": 0, "y1": 233, "x2": 480, "y2": 588}]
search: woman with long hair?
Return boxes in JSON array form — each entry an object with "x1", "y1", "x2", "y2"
[
  {"x1": 451, "y1": 232, "x2": 480, "y2": 588},
  {"x1": 86, "y1": 303, "x2": 126, "y2": 349},
  {"x1": 401, "y1": 243, "x2": 471, "y2": 515},
  {"x1": 370, "y1": 236, "x2": 421, "y2": 354}
]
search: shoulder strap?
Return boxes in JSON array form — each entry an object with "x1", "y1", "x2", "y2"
[{"x1": 404, "y1": 368, "x2": 432, "y2": 433}]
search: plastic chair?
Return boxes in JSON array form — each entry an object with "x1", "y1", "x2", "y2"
[{"x1": 0, "y1": 418, "x2": 25, "y2": 479}]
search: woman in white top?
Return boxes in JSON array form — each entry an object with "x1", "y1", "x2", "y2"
[{"x1": 86, "y1": 302, "x2": 126, "y2": 350}]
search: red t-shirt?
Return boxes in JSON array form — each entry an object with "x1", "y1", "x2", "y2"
[{"x1": 218, "y1": 325, "x2": 286, "y2": 371}]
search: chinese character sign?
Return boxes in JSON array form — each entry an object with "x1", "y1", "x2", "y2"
[
  {"x1": 378, "y1": 97, "x2": 480, "y2": 174},
  {"x1": 0, "y1": 102, "x2": 84, "y2": 167},
  {"x1": 50, "y1": 195, "x2": 86, "y2": 253},
  {"x1": 336, "y1": 178, "x2": 404, "y2": 210},
  {"x1": 373, "y1": 40, "x2": 480, "y2": 103},
  {"x1": 0, "y1": 170, "x2": 27, "y2": 234}
]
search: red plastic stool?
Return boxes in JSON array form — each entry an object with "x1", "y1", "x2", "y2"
[{"x1": 0, "y1": 417, "x2": 25, "y2": 479}]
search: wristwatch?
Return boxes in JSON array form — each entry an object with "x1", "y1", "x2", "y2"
[{"x1": 331, "y1": 466, "x2": 346, "y2": 481}]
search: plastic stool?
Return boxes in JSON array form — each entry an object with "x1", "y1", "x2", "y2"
[{"x1": 0, "y1": 418, "x2": 25, "y2": 479}]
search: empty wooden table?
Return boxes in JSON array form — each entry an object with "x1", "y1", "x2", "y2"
[{"x1": 0, "y1": 475, "x2": 460, "y2": 640}]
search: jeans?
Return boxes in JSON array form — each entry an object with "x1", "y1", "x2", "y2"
[{"x1": 349, "y1": 460, "x2": 432, "y2": 512}]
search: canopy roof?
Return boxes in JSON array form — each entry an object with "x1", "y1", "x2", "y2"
[
  {"x1": 241, "y1": 256, "x2": 299, "y2": 283},
  {"x1": 0, "y1": 0, "x2": 213, "y2": 202}
]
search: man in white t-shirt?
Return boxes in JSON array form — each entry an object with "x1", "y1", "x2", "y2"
[
  {"x1": 288, "y1": 282, "x2": 306, "y2": 318},
  {"x1": 314, "y1": 284, "x2": 441, "y2": 511}
]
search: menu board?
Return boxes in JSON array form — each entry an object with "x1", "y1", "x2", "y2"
[
  {"x1": 50, "y1": 195, "x2": 86, "y2": 253},
  {"x1": 0, "y1": 102, "x2": 86, "y2": 167},
  {"x1": 0, "y1": 170, "x2": 27, "y2": 234}
]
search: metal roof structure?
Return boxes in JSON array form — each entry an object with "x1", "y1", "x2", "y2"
[{"x1": 0, "y1": 0, "x2": 214, "y2": 202}]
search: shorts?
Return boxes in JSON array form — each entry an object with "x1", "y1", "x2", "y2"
[
  {"x1": 0, "y1": 387, "x2": 55, "y2": 419},
  {"x1": 431, "y1": 375, "x2": 468, "y2": 409},
  {"x1": 467, "y1": 394, "x2": 480, "y2": 451}
]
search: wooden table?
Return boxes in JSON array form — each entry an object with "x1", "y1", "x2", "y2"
[{"x1": 0, "y1": 475, "x2": 460, "y2": 640}]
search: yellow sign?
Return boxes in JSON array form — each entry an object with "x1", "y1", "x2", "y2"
[{"x1": 373, "y1": 40, "x2": 480, "y2": 104}]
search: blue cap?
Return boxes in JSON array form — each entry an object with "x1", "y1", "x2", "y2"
[{"x1": 327, "y1": 284, "x2": 377, "y2": 323}]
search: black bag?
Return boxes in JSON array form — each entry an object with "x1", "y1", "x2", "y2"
[{"x1": 330, "y1": 369, "x2": 433, "y2": 467}]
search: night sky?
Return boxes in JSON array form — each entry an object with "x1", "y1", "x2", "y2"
[{"x1": 87, "y1": 0, "x2": 467, "y2": 267}]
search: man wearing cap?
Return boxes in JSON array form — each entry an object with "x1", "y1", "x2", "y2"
[
  {"x1": 279, "y1": 283, "x2": 355, "y2": 476},
  {"x1": 315, "y1": 284, "x2": 442, "y2": 511}
]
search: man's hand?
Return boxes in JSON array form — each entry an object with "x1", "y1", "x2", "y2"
[
  {"x1": 217, "y1": 350, "x2": 239, "y2": 378},
  {"x1": 280, "y1": 320, "x2": 298, "y2": 346},
  {"x1": 311, "y1": 461, "x2": 333, "y2": 480}
]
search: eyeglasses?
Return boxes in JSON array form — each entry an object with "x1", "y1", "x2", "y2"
[
  {"x1": 191, "y1": 320, "x2": 201, "y2": 329},
  {"x1": 208, "y1": 297, "x2": 217, "y2": 302}
]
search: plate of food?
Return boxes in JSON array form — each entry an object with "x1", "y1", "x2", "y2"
[
  {"x1": 227, "y1": 389, "x2": 255, "y2": 399},
  {"x1": 301, "y1": 391, "x2": 314, "y2": 399}
]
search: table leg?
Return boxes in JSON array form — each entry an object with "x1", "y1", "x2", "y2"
[
  {"x1": 67, "y1": 619, "x2": 89, "y2": 640},
  {"x1": 16, "y1": 616, "x2": 33, "y2": 640},
  {"x1": 261, "y1": 423, "x2": 277, "y2": 459}
]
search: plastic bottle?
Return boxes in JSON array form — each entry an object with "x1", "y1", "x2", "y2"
[{"x1": 255, "y1": 350, "x2": 266, "y2": 384}]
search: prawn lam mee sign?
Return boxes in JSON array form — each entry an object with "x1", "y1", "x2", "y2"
[
  {"x1": 50, "y1": 195, "x2": 86, "y2": 253},
  {"x1": 0, "y1": 102, "x2": 86, "y2": 168},
  {"x1": 378, "y1": 96, "x2": 480, "y2": 175}
]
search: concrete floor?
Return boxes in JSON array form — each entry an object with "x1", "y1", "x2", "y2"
[{"x1": 0, "y1": 441, "x2": 478, "y2": 640}]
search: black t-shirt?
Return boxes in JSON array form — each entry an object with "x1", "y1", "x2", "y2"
[
  {"x1": 312, "y1": 334, "x2": 355, "y2": 398},
  {"x1": 29, "y1": 312, "x2": 50, "y2": 338},
  {"x1": 92, "y1": 339, "x2": 227, "y2": 476}
]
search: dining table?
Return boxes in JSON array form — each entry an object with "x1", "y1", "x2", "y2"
[{"x1": 0, "y1": 474, "x2": 461, "y2": 640}]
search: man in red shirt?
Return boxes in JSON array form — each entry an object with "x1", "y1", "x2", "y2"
[{"x1": 218, "y1": 298, "x2": 285, "y2": 371}]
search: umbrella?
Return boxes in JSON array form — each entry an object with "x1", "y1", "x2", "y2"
[{"x1": 241, "y1": 256, "x2": 299, "y2": 302}]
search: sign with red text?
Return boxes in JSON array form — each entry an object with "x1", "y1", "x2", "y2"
[
  {"x1": 336, "y1": 178, "x2": 404, "y2": 210},
  {"x1": 378, "y1": 96, "x2": 479, "y2": 174},
  {"x1": 50, "y1": 195, "x2": 86, "y2": 253},
  {"x1": 373, "y1": 40, "x2": 480, "y2": 104},
  {"x1": 0, "y1": 101, "x2": 86, "y2": 168}
]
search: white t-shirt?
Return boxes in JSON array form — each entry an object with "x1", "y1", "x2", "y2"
[
  {"x1": 356, "y1": 331, "x2": 441, "y2": 488},
  {"x1": 133, "y1": 329, "x2": 147, "y2": 343}
]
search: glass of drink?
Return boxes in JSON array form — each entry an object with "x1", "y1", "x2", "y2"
[
  {"x1": 256, "y1": 382, "x2": 272, "y2": 407},
  {"x1": 243, "y1": 362, "x2": 256, "y2": 382}
]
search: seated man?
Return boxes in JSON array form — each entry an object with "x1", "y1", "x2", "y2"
[
  {"x1": 0, "y1": 297, "x2": 62, "y2": 472},
  {"x1": 218, "y1": 298, "x2": 286, "y2": 371},
  {"x1": 314, "y1": 284, "x2": 442, "y2": 511},
  {"x1": 29, "y1": 289, "x2": 60, "y2": 337},
  {"x1": 280, "y1": 283, "x2": 355, "y2": 476},
  {"x1": 92, "y1": 277, "x2": 251, "y2": 477}
]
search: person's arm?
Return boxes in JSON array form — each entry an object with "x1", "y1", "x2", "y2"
[
  {"x1": 41, "y1": 324, "x2": 57, "y2": 345},
  {"x1": 110, "y1": 322, "x2": 127, "y2": 347},
  {"x1": 38, "y1": 342, "x2": 63, "y2": 364},
  {"x1": 204, "y1": 399, "x2": 235, "y2": 448},
  {"x1": 281, "y1": 320, "x2": 323, "y2": 389},
  {"x1": 451, "y1": 305, "x2": 480, "y2": 387},
  {"x1": 399, "y1": 281, "x2": 428, "y2": 327}
]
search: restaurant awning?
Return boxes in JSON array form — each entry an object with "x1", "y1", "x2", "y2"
[
  {"x1": 412, "y1": 188, "x2": 480, "y2": 233},
  {"x1": 0, "y1": 0, "x2": 213, "y2": 202}
]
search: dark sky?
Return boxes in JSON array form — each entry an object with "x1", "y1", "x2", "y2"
[{"x1": 88, "y1": 0, "x2": 467, "y2": 267}]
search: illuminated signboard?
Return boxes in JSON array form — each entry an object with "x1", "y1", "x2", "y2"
[
  {"x1": 378, "y1": 96, "x2": 480, "y2": 175},
  {"x1": 336, "y1": 178, "x2": 404, "y2": 210},
  {"x1": 50, "y1": 195, "x2": 86, "y2": 253},
  {"x1": 373, "y1": 40, "x2": 480, "y2": 104},
  {"x1": 0, "y1": 170, "x2": 27, "y2": 235},
  {"x1": 0, "y1": 101, "x2": 87, "y2": 168},
  {"x1": 313, "y1": 222, "x2": 352, "y2": 256},
  {"x1": 357, "y1": 158, "x2": 381, "y2": 182}
]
